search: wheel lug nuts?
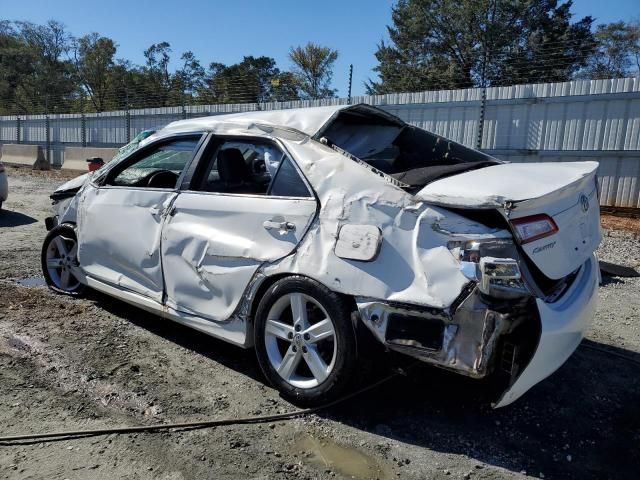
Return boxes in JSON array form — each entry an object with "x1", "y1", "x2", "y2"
[
  {"x1": 292, "y1": 346, "x2": 297, "y2": 352},
  {"x1": 287, "y1": 332, "x2": 293, "y2": 339},
  {"x1": 303, "y1": 333, "x2": 310, "y2": 340},
  {"x1": 295, "y1": 325, "x2": 301, "y2": 332},
  {"x1": 302, "y1": 346, "x2": 308, "y2": 353}
]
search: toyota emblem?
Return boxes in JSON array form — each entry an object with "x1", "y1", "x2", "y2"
[{"x1": 580, "y1": 194, "x2": 590, "y2": 212}]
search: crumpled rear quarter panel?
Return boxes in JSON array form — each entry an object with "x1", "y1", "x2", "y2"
[{"x1": 265, "y1": 138, "x2": 477, "y2": 310}]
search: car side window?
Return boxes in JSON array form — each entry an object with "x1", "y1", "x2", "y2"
[
  {"x1": 269, "y1": 157, "x2": 312, "y2": 198},
  {"x1": 107, "y1": 137, "x2": 200, "y2": 189},
  {"x1": 193, "y1": 138, "x2": 311, "y2": 198}
]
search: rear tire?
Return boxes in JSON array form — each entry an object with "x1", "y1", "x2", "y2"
[
  {"x1": 41, "y1": 224, "x2": 86, "y2": 296},
  {"x1": 254, "y1": 276, "x2": 357, "y2": 406}
]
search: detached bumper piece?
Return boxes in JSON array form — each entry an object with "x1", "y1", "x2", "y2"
[
  {"x1": 44, "y1": 216, "x2": 58, "y2": 231},
  {"x1": 357, "y1": 287, "x2": 539, "y2": 380}
]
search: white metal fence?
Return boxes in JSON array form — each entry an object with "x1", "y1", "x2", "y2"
[{"x1": 1, "y1": 77, "x2": 639, "y2": 207}]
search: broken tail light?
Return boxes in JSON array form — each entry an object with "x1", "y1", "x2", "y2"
[
  {"x1": 448, "y1": 239, "x2": 530, "y2": 299},
  {"x1": 510, "y1": 214, "x2": 558, "y2": 245}
]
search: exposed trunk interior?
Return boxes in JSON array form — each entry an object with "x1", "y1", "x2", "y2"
[{"x1": 315, "y1": 105, "x2": 500, "y2": 191}]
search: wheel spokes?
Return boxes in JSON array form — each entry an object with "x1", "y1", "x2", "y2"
[
  {"x1": 265, "y1": 319, "x2": 294, "y2": 341},
  {"x1": 46, "y1": 235, "x2": 80, "y2": 291},
  {"x1": 47, "y1": 258, "x2": 64, "y2": 268},
  {"x1": 289, "y1": 293, "x2": 308, "y2": 329},
  {"x1": 302, "y1": 345, "x2": 329, "y2": 383},
  {"x1": 265, "y1": 292, "x2": 337, "y2": 388},
  {"x1": 60, "y1": 269, "x2": 71, "y2": 289},
  {"x1": 303, "y1": 318, "x2": 334, "y2": 344},
  {"x1": 53, "y1": 236, "x2": 69, "y2": 256},
  {"x1": 69, "y1": 265, "x2": 83, "y2": 282},
  {"x1": 277, "y1": 345, "x2": 302, "y2": 380}
]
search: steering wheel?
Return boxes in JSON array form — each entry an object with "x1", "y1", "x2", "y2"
[{"x1": 146, "y1": 170, "x2": 179, "y2": 188}]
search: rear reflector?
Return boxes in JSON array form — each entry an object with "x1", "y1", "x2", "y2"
[{"x1": 511, "y1": 214, "x2": 558, "y2": 244}]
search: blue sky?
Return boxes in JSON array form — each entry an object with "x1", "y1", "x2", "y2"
[{"x1": 1, "y1": 0, "x2": 638, "y2": 97}]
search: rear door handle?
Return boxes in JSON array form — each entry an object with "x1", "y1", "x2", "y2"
[{"x1": 263, "y1": 220, "x2": 296, "y2": 232}]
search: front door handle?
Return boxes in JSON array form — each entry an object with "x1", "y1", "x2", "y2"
[{"x1": 263, "y1": 219, "x2": 296, "y2": 232}]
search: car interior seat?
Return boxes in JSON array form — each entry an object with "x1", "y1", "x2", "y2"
[{"x1": 217, "y1": 148, "x2": 255, "y2": 193}]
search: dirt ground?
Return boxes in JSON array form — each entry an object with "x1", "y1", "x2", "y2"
[{"x1": 1, "y1": 165, "x2": 639, "y2": 480}]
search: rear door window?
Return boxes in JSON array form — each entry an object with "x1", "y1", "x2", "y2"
[
  {"x1": 192, "y1": 138, "x2": 311, "y2": 198},
  {"x1": 269, "y1": 157, "x2": 312, "y2": 198}
]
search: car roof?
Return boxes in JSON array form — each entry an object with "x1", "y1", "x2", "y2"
[{"x1": 159, "y1": 104, "x2": 353, "y2": 138}]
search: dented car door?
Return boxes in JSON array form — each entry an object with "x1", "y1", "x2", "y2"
[
  {"x1": 161, "y1": 137, "x2": 317, "y2": 322},
  {"x1": 77, "y1": 135, "x2": 204, "y2": 303}
]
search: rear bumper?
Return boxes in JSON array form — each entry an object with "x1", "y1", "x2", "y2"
[
  {"x1": 357, "y1": 286, "x2": 536, "y2": 379},
  {"x1": 494, "y1": 253, "x2": 599, "y2": 407},
  {"x1": 357, "y1": 253, "x2": 598, "y2": 406}
]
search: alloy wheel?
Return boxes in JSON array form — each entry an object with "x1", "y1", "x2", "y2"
[
  {"x1": 45, "y1": 234, "x2": 82, "y2": 292},
  {"x1": 264, "y1": 292, "x2": 337, "y2": 389}
]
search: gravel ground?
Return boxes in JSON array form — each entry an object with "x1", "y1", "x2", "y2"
[{"x1": 0, "y1": 165, "x2": 639, "y2": 480}]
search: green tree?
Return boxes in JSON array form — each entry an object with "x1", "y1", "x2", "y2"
[
  {"x1": 368, "y1": 0, "x2": 595, "y2": 94},
  {"x1": 11, "y1": 20, "x2": 76, "y2": 113},
  {"x1": 142, "y1": 41, "x2": 173, "y2": 106},
  {"x1": 200, "y1": 56, "x2": 296, "y2": 104},
  {"x1": 172, "y1": 51, "x2": 205, "y2": 105},
  {"x1": 289, "y1": 42, "x2": 338, "y2": 99},
  {"x1": 0, "y1": 21, "x2": 35, "y2": 114},
  {"x1": 73, "y1": 33, "x2": 117, "y2": 112},
  {"x1": 580, "y1": 21, "x2": 640, "y2": 79}
]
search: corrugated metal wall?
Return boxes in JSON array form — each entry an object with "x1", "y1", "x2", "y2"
[{"x1": 1, "y1": 77, "x2": 639, "y2": 206}]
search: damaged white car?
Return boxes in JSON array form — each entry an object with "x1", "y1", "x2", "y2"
[{"x1": 42, "y1": 104, "x2": 601, "y2": 407}]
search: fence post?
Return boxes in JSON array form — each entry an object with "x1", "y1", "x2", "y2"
[
  {"x1": 347, "y1": 64, "x2": 353, "y2": 105},
  {"x1": 125, "y1": 108, "x2": 131, "y2": 143},
  {"x1": 45, "y1": 115, "x2": 51, "y2": 165},
  {"x1": 476, "y1": 86, "x2": 487, "y2": 150},
  {"x1": 16, "y1": 116, "x2": 21, "y2": 144},
  {"x1": 81, "y1": 113, "x2": 87, "y2": 147}
]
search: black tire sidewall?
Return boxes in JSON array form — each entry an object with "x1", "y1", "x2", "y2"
[
  {"x1": 41, "y1": 224, "x2": 85, "y2": 296},
  {"x1": 254, "y1": 276, "x2": 357, "y2": 406}
]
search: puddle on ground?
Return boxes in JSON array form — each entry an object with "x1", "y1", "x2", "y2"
[
  {"x1": 293, "y1": 434, "x2": 392, "y2": 480},
  {"x1": 15, "y1": 276, "x2": 46, "y2": 287}
]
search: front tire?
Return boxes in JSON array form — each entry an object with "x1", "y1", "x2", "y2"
[
  {"x1": 41, "y1": 224, "x2": 86, "y2": 296},
  {"x1": 254, "y1": 276, "x2": 357, "y2": 406}
]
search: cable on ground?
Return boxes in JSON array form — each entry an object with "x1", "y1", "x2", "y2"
[{"x1": 0, "y1": 368, "x2": 404, "y2": 445}]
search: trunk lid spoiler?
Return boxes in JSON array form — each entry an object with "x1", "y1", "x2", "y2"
[{"x1": 413, "y1": 161, "x2": 599, "y2": 209}]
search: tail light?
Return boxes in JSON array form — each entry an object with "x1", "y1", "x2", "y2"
[
  {"x1": 511, "y1": 214, "x2": 558, "y2": 244},
  {"x1": 447, "y1": 239, "x2": 530, "y2": 298}
]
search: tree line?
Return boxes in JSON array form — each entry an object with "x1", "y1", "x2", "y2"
[
  {"x1": 0, "y1": 20, "x2": 339, "y2": 114},
  {"x1": 1, "y1": 0, "x2": 639, "y2": 115}
]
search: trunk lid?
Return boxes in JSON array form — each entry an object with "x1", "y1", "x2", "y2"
[{"x1": 415, "y1": 161, "x2": 602, "y2": 280}]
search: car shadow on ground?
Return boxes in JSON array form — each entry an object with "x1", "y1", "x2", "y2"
[
  {"x1": 85, "y1": 289, "x2": 639, "y2": 479},
  {"x1": 84, "y1": 289, "x2": 265, "y2": 383},
  {"x1": 0, "y1": 209, "x2": 38, "y2": 228},
  {"x1": 324, "y1": 339, "x2": 640, "y2": 479}
]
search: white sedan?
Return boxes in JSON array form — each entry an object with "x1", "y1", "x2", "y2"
[{"x1": 42, "y1": 104, "x2": 601, "y2": 406}]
